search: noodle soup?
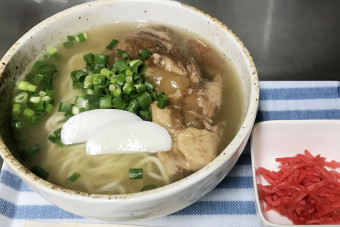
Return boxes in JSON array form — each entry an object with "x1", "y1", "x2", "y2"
[{"x1": 11, "y1": 23, "x2": 245, "y2": 194}]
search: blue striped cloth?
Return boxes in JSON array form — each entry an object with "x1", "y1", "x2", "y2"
[{"x1": 1, "y1": 81, "x2": 339, "y2": 227}]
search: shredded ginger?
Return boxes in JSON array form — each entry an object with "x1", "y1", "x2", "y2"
[{"x1": 257, "y1": 150, "x2": 340, "y2": 225}]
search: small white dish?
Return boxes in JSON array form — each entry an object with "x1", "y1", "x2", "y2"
[{"x1": 251, "y1": 120, "x2": 340, "y2": 227}]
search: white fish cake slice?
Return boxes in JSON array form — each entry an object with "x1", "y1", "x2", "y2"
[
  {"x1": 61, "y1": 109, "x2": 142, "y2": 145},
  {"x1": 86, "y1": 121, "x2": 172, "y2": 155}
]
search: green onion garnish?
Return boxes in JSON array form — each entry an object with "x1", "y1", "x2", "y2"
[
  {"x1": 129, "y1": 168, "x2": 143, "y2": 179},
  {"x1": 157, "y1": 92, "x2": 168, "y2": 109},
  {"x1": 139, "y1": 109, "x2": 151, "y2": 121},
  {"x1": 18, "y1": 81, "x2": 37, "y2": 92},
  {"x1": 106, "y1": 39, "x2": 119, "y2": 50},
  {"x1": 30, "y1": 165, "x2": 49, "y2": 180},
  {"x1": 138, "y1": 49, "x2": 151, "y2": 60},
  {"x1": 12, "y1": 103, "x2": 21, "y2": 115},
  {"x1": 99, "y1": 96, "x2": 112, "y2": 109},
  {"x1": 75, "y1": 32, "x2": 87, "y2": 42},
  {"x1": 21, "y1": 144, "x2": 40, "y2": 160},
  {"x1": 32, "y1": 74, "x2": 44, "y2": 84},
  {"x1": 23, "y1": 108, "x2": 34, "y2": 117},
  {"x1": 11, "y1": 118, "x2": 22, "y2": 130},
  {"x1": 63, "y1": 41, "x2": 74, "y2": 49},
  {"x1": 144, "y1": 80, "x2": 154, "y2": 92},
  {"x1": 136, "y1": 91, "x2": 152, "y2": 109},
  {"x1": 67, "y1": 35, "x2": 75, "y2": 41},
  {"x1": 117, "y1": 49, "x2": 130, "y2": 61},
  {"x1": 58, "y1": 102, "x2": 73, "y2": 113},
  {"x1": 14, "y1": 92, "x2": 28, "y2": 103},
  {"x1": 126, "y1": 100, "x2": 140, "y2": 114},
  {"x1": 67, "y1": 172, "x2": 81, "y2": 182}
]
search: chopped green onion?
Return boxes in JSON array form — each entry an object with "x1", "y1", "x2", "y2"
[
  {"x1": 63, "y1": 41, "x2": 74, "y2": 49},
  {"x1": 34, "y1": 101, "x2": 45, "y2": 111},
  {"x1": 99, "y1": 96, "x2": 112, "y2": 109},
  {"x1": 157, "y1": 92, "x2": 168, "y2": 109},
  {"x1": 129, "y1": 59, "x2": 141, "y2": 67},
  {"x1": 45, "y1": 89, "x2": 55, "y2": 97},
  {"x1": 67, "y1": 35, "x2": 75, "y2": 41},
  {"x1": 18, "y1": 81, "x2": 37, "y2": 92},
  {"x1": 100, "y1": 68, "x2": 112, "y2": 77},
  {"x1": 84, "y1": 53, "x2": 94, "y2": 69},
  {"x1": 67, "y1": 172, "x2": 81, "y2": 182},
  {"x1": 48, "y1": 134, "x2": 64, "y2": 147},
  {"x1": 41, "y1": 96, "x2": 51, "y2": 102},
  {"x1": 21, "y1": 144, "x2": 40, "y2": 160},
  {"x1": 64, "y1": 112, "x2": 73, "y2": 120},
  {"x1": 12, "y1": 103, "x2": 21, "y2": 115},
  {"x1": 32, "y1": 74, "x2": 44, "y2": 84},
  {"x1": 136, "y1": 91, "x2": 152, "y2": 109},
  {"x1": 34, "y1": 110, "x2": 45, "y2": 117},
  {"x1": 54, "y1": 128, "x2": 62, "y2": 137},
  {"x1": 126, "y1": 100, "x2": 140, "y2": 114},
  {"x1": 58, "y1": 102, "x2": 73, "y2": 113},
  {"x1": 129, "y1": 168, "x2": 143, "y2": 179},
  {"x1": 144, "y1": 80, "x2": 154, "y2": 92},
  {"x1": 115, "y1": 74, "x2": 126, "y2": 86},
  {"x1": 117, "y1": 49, "x2": 130, "y2": 61},
  {"x1": 74, "y1": 97, "x2": 89, "y2": 110},
  {"x1": 139, "y1": 109, "x2": 151, "y2": 121},
  {"x1": 75, "y1": 32, "x2": 87, "y2": 42},
  {"x1": 71, "y1": 70, "x2": 86, "y2": 88},
  {"x1": 112, "y1": 87, "x2": 121, "y2": 97},
  {"x1": 141, "y1": 184, "x2": 157, "y2": 191},
  {"x1": 138, "y1": 49, "x2": 151, "y2": 60},
  {"x1": 72, "y1": 106, "x2": 80, "y2": 115},
  {"x1": 150, "y1": 91, "x2": 157, "y2": 100},
  {"x1": 31, "y1": 165, "x2": 49, "y2": 180},
  {"x1": 123, "y1": 83, "x2": 136, "y2": 95},
  {"x1": 45, "y1": 103, "x2": 54, "y2": 113},
  {"x1": 112, "y1": 59, "x2": 128, "y2": 73},
  {"x1": 92, "y1": 74, "x2": 106, "y2": 85},
  {"x1": 11, "y1": 118, "x2": 22, "y2": 130},
  {"x1": 94, "y1": 54, "x2": 108, "y2": 69},
  {"x1": 47, "y1": 47, "x2": 58, "y2": 56},
  {"x1": 112, "y1": 97, "x2": 127, "y2": 110},
  {"x1": 23, "y1": 108, "x2": 34, "y2": 117},
  {"x1": 130, "y1": 60, "x2": 146, "y2": 75},
  {"x1": 84, "y1": 76, "x2": 93, "y2": 88},
  {"x1": 125, "y1": 69, "x2": 133, "y2": 77},
  {"x1": 125, "y1": 75, "x2": 133, "y2": 83},
  {"x1": 95, "y1": 86, "x2": 110, "y2": 96},
  {"x1": 106, "y1": 39, "x2": 119, "y2": 50},
  {"x1": 46, "y1": 47, "x2": 61, "y2": 60},
  {"x1": 39, "y1": 91, "x2": 46, "y2": 96},
  {"x1": 135, "y1": 83, "x2": 146, "y2": 93},
  {"x1": 27, "y1": 115, "x2": 41, "y2": 125},
  {"x1": 14, "y1": 92, "x2": 28, "y2": 103},
  {"x1": 29, "y1": 96, "x2": 41, "y2": 104}
]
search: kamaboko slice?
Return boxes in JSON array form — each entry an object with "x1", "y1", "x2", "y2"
[
  {"x1": 61, "y1": 109, "x2": 142, "y2": 145},
  {"x1": 86, "y1": 121, "x2": 172, "y2": 155}
]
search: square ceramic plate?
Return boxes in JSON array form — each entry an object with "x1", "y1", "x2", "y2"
[{"x1": 251, "y1": 120, "x2": 340, "y2": 227}]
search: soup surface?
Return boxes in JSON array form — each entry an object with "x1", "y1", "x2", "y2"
[{"x1": 11, "y1": 23, "x2": 245, "y2": 194}]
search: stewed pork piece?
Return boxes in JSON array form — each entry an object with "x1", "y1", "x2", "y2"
[{"x1": 113, "y1": 26, "x2": 224, "y2": 178}]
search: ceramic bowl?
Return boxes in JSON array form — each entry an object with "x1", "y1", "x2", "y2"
[
  {"x1": 251, "y1": 120, "x2": 340, "y2": 227},
  {"x1": 0, "y1": 0, "x2": 259, "y2": 221}
]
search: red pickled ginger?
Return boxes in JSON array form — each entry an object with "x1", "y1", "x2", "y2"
[{"x1": 257, "y1": 150, "x2": 340, "y2": 225}]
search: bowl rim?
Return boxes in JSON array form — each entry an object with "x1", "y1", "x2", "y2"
[{"x1": 0, "y1": 0, "x2": 259, "y2": 201}]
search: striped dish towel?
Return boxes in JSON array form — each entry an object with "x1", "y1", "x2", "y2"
[{"x1": 1, "y1": 81, "x2": 340, "y2": 227}]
